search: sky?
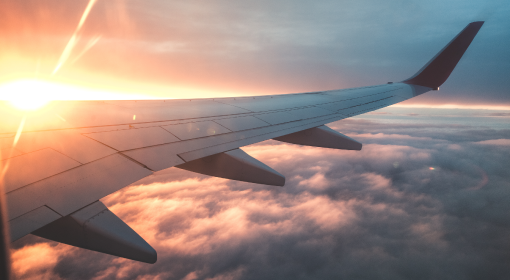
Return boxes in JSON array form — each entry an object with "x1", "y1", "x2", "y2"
[
  {"x1": 0, "y1": 0, "x2": 509, "y2": 105},
  {"x1": 3, "y1": 1, "x2": 510, "y2": 279}
]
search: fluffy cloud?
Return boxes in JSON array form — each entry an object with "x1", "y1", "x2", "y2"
[{"x1": 10, "y1": 109, "x2": 510, "y2": 280}]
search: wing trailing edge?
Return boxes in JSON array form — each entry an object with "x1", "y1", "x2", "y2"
[{"x1": 402, "y1": 21, "x2": 484, "y2": 89}]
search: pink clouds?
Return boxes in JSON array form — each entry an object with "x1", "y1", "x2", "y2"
[
  {"x1": 11, "y1": 140, "x2": 421, "y2": 278},
  {"x1": 103, "y1": 173, "x2": 356, "y2": 257},
  {"x1": 9, "y1": 114, "x2": 510, "y2": 279},
  {"x1": 244, "y1": 141, "x2": 432, "y2": 175}
]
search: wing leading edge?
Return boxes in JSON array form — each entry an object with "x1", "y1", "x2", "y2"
[{"x1": 0, "y1": 22, "x2": 484, "y2": 268}]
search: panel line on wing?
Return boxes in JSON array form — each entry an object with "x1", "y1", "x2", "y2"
[
  {"x1": 121, "y1": 113, "x2": 346, "y2": 171},
  {"x1": 117, "y1": 153, "x2": 155, "y2": 172},
  {"x1": 325, "y1": 87, "x2": 402, "y2": 101},
  {"x1": 178, "y1": 114, "x2": 348, "y2": 163},
  {"x1": 3, "y1": 149, "x2": 152, "y2": 197},
  {"x1": 162, "y1": 121, "x2": 232, "y2": 141},
  {"x1": 2, "y1": 148, "x2": 83, "y2": 193},
  {"x1": 9, "y1": 205, "x2": 62, "y2": 241},
  {"x1": 319, "y1": 87, "x2": 404, "y2": 103},
  {"x1": 83, "y1": 127, "x2": 180, "y2": 151},
  {"x1": 6, "y1": 153, "x2": 153, "y2": 220},
  {"x1": 212, "y1": 99, "x2": 256, "y2": 113}
]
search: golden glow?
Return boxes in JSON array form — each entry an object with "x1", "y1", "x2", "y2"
[
  {"x1": 10, "y1": 98, "x2": 48, "y2": 111},
  {"x1": 0, "y1": 79, "x2": 155, "y2": 111},
  {"x1": 1, "y1": 80, "x2": 51, "y2": 110}
]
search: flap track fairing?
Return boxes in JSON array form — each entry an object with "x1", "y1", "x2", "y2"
[
  {"x1": 273, "y1": 125, "x2": 362, "y2": 150},
  {"x1": 32, "y1": 201, "x2": 157, "y2": 264},
  {"x1": 177, "y1": 148, "x2": 285, "y2": 186}
]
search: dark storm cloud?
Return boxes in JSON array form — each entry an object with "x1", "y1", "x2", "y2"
[{"x1": 10, "y1": 108, "x2": 510, "y2": 280}]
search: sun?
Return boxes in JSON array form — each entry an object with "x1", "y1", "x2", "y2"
[
  {"x1": 0, "y1": 79, "x2": 158, "y2": 111},
  {"x1": 0, "y1": 80, "x2": 52, "y2": 110},
  {"x1": 9, "y1": 98, "x2": 48, "y2": 110}
]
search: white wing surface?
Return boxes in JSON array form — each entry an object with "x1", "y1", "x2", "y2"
[{"x1": 0, "y1": 21, "x2": 484, "y2": 263}]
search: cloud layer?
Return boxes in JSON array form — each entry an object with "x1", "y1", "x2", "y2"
[{"x1": 10, "y1": 108, "x2": 510, "y2": 280}]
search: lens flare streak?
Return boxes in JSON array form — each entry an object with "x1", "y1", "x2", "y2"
[
  {"x1": 52, "y1": 0, "x2": 99, "y2": 74},
  {"x1": 13, "y1": 117, "x2": 26, "y2": 147},
  {"x1": 1, "y1": 117, "x2": 26, "y2": 181},
  {"x1": 70, "y1": 35, "x2": 102, "y2": 64}
]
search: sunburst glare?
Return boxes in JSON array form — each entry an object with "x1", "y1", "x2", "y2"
[
  {"x1": 0, "y1": 79, "x2": 153, "y2": 111},
  {"x1": 1, "y1": 80, "x2": 51, "y2": 110}
]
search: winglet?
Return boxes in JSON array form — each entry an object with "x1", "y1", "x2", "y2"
[{"x1": 402, "y1": 21, "x2": 484, "y2": 89}]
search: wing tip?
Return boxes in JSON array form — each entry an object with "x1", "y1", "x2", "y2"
[{"x1": 402, "y1": 21, "x2": 484, "y2": 89}]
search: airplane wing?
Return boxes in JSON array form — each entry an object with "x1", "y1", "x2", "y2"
[{"x1": 0, "y1": 21, "x2": 484, "y2": 265}]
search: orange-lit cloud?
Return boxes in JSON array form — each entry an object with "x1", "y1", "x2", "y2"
[
  {"x1": 10, "y1": 112, "x2": 510, "y2": 279},
  {"x1": 11, "y1": 141, "x2": 433, "y2": 278},
  {"x1": 11, "y1": 243, "x2": 74, "y2": 280}
]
